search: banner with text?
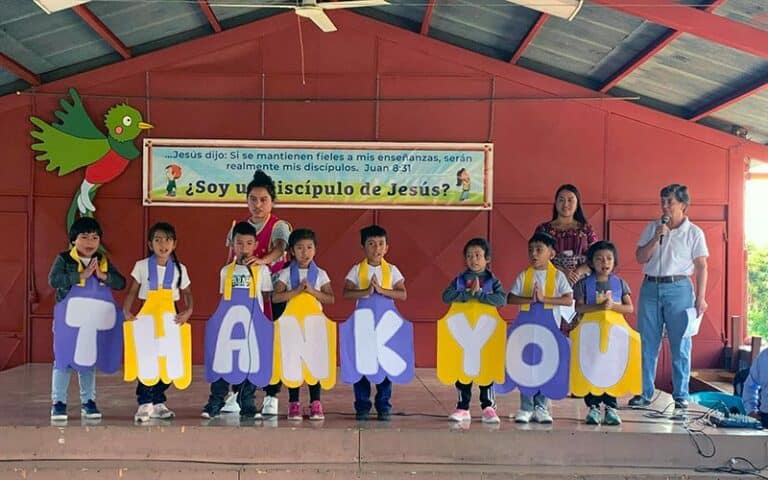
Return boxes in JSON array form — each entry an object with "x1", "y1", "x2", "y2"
[{"x1": 143, "y1": 139, "x2": 492, "y2": 210}]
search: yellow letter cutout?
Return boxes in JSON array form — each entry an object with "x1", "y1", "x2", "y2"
[{"x1": 436, "y1": 300, "x2": 506, "y2": 386}]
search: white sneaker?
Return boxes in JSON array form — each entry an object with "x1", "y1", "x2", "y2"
[
  {"x1": 262, "y1": 396, "x2": 278, "y2": 416},
  {"x1": 134, "y1": 403, "x2": 153, "y2": 422},
  {"x1": 532, "y1": 406, "x2": 553, "y2": 424},
  {"x1": 220, "y1": 392, "x2": 240, "y2": 413},
  {"x1": 449, "y1": 409, "x2": 471, "y2": 422},
  {"x1": 151, "y1": 403, "x2": 175, "y2": 419},
  {"x1": 513, "y1": 410, "x2": 533, "y2": 423}
]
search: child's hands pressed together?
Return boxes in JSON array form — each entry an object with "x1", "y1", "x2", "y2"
[
  {"x1": 471, "y1": 277, "x2": 481, "y2": 295},
  {"x1": 532, "y1": 283, "x2": 544, "y2": 303},
  {"x1": 370, "y1": 275, "x2": 381, "y2": 295},
  {"x1": 80, "y1": 259, "x2": 98, "y2": 281}
]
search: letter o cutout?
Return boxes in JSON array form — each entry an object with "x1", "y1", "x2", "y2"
[{"x1": 506, "y1": 324, "x2": 559, "y2": 388}]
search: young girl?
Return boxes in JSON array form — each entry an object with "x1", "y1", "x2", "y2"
[
  {"x1": 123, "y1": 222, "x2": 193, "y2": 422},
  {"x1": 272, "y1": 229, "x2": 334, "y2": 421},
  {"x1": 573, "y1": 240, "x2": 633, "y2": 425}
]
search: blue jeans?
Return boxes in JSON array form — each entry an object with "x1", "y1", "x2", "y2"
[
  {"x1": 638, "y1": 278, "x2": 694, "y2": 401},
  {"x1": 354, "y1": 377, "x2": 392, "y2": 413},
  {"x1": 519, "y1": 391, "x2": 549, "y2": 412},
  {"x1": 51, "y1": 366, "x2": 95, "y2": 404}
]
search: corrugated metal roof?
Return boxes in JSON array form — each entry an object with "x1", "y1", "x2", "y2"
[{"x1": 0, "y1": 0, "x2": 765, "y2": 145}]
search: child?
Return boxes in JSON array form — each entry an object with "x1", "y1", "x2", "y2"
[
  {"x1": 202, "y1": 221, "x2": 274, "y2": 419},
  {"x1": 743, "y1": 347, "x2": 768, "y2": 428},
  {"x1": 573, "y1": 241, "x2": 633, "y2": 425},
  {"x1": 48, "y1": 217, "x2": 126, "y2": 420},
  {"x1": 343, "y1": 225, "x2": 407, "y2": 421},
  {"x1": 273, "y1": 229, "x2": 335, "y2": 421},
  {"x1": 442, "y1": 238, "x2": 506, "y2": 423},
  {"x1": 507, "y1": 232, "x2": 573, "y2": 424},
  {"x1": 123, "y1": 222, "x2": 193, "y2": 422}
]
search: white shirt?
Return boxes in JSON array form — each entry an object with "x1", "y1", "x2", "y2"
[
  {"x1": 637, "y1": 217, "x2": 709, "y2": 276},
  {"x1": 131, "y1": 258, "x2": 191, "y2": 300},
  {"x1": 276, "y1": 265, "x2": 331, "y2": 290},
  {"x1": 510, "y1": 268, "x2": 573, "y2": 326},
  {"x1": 345, "y1": 262, "x2": 405, "y2": 288},
  {"x1": 219, "y1": 264, "x2": 273, "y2": 312}
]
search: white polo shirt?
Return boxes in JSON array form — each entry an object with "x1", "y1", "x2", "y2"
[{"x1": 637, "y1": 217, "x2": 709, "y2": 276}]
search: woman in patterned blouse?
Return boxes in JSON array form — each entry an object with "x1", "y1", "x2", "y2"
[{"x1": 535, "y1": 184, "x2": 598, "y2": 285}]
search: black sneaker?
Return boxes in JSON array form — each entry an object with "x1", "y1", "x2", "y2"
[
  {"x1": 355, "y1": 410, "x2": 370, "y2": 421},
  {"x1": 201, "y1": 402, "x2": 221, "y2": 419},
  {"x1": 672, "y1": 399, "x2": 689, "y2": 419},
  {"x1": 50, "y1": 401, "x2": 67, "y2": 421},
  {"x1": 81, "y1": 399, "x2": 102, "y2": 419},
  {"x1": 674, "y1": 399, "x2": 689, "y2": 409},
  {"x1": 377, "y1": 410, "x2": 391, "y2": 421},
  {"x1": 628, "y1": 395, "x2": 651, "y2": 407}
]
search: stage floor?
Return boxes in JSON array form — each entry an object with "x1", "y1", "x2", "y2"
[{"x1": 1, "y1": 364, "x2": 767, "y2": 479}]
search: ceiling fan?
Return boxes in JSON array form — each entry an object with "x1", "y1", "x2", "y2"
[{"x1": 237, "y1": 0, "x2": 390, "y2": 33}]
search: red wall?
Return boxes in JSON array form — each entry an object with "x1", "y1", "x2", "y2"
[{"x1": 0, "y1": 11, "x2": 761, "y2": 391}]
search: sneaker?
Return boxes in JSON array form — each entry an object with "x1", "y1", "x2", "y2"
[
  {"x1": 134, "y1": 403, "x2": 153, "y2": 422},
  {"x1": 240, "y1": 408, "x2": 262, "y2": 420},
  {"x1": 81, "y1": 400, "x2": 102, "y2": 419},
  {"x1": 151, "y1": 403, "x2": 175, "y2": 419},
  {"x1": 481, "y1": 406, "x2": 500, "y2": 424},
  {"x1": 309, "y1": 400, "x2": 325, "y2": 421},
  {"x1": 288, "y1": 401, "x2": 302, "y2": 421},
  {"x1": 603, "y1": 407, "x2": 622, "y2": 425},
  {"x1": 220, "y1": 392, "x2": 240, "y2": 413},
  {"x1": 377, "y1": 410, "x2": 391, "y2": 421},
  {"x1": 355, "y1": 410, "x2": 370, "y2": 421},
  {"x1": 672, "y1": 399, "x2": 688, "y2": 419},
  {"x1": 532, "y1": 406, "x2": 553, "y2": 424},
  {"x1": 50, "y1": 402, "x2": 67, "y2": 421},
  {"x1": 585, "y1": 405, "x2": 601, "y2": 425},
  {"x1": 262, "y1": 396, "x2": 278, "y2": 416},
  {"x1": 201, "y1": 404, "x2": 219, "y2": 419},
  {"x1": 513, "y1": 410, "x2": 533, "y2": 423},
  {"x1": 449, "y1": 409, "x2": 471, "y2": 422},
  {"x1": 628, "y1": 395, "x2": 651, "y2": 407}
]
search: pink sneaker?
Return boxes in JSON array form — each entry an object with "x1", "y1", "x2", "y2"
[
  {"x1": 481, "y1": 406, "x2": 500, "y2": 424},
  {"x1": 309, "y1": 400, "x2": 324, "y2": 420},
  {"x1": 449, "y1": 409, "x2": 471, "y2": 422},
  {"x1": 288, "y1": 401, "x2": 302, "y2": 421}
]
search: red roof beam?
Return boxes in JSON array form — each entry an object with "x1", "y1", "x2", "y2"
[
  {"x1": 599, "y1": 0, "x2": 726, "y2": 92},
  {"x1": 510, "y1": 13, "x2": 549, "y2": 64},
  {"x1": 73, "y1": 5, "x2": 131, "y2": 59},
  {"x1": 421, "y1": 0, "x2": 436, "y2": 35},
  {"x1": 689, "y1": 79, "x2": 768, "y2": 122},
  {"x1": 198, "y1": 0, "x2": 222, "y2": 33},
  {"x1": 0, "y1": 52, "x2": 40, "y2": 86},
  {"x1": 589, "y1": 0, "x2": 768, "y2": 60}
]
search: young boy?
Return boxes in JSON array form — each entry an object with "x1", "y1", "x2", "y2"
[
  {"x1": 202, "y1": 222, "x2": 274, "y2": 419},
  {"x1": 442, "y1": 238, "x2": 506, "y2": 423},
  {"x1": 507, "y1": 232, "x2": 573, "y2": 424},
  {"x1": 343, "y1": 225, "x2": 407, "y2": 421},
  {"x1": 48, "y1": 217, "x2": 126, "y2": 420}
]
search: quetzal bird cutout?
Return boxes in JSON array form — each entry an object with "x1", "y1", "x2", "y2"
[{"x1": 30, "y1": 88, "x2": 153, "y2": 230}]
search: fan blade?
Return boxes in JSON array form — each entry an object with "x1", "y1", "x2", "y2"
[
  {"x1": 296, "y1": 7, "x2": 337, "y2": 32},
  {"x1": 321, "y1": 0, "x2": 389, "y2": 10}
]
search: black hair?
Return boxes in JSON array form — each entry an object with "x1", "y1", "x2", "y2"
[
  {"x1": 660, "y1": 183, "x2": 690, "y2": 205},
  {"x1": 456, "y1": 168, "x2": 467, "y2": 186},
  {"x1": 246, "y1": 170, "x2": 276, "y2": 201},
  {"x1": 360, "y1": 225, "x2": 387, "y2": 246},
  {"x1": 463, "y1": 237, "x2": 491, "y2": 259},
  {"x1": 147, "y1": 222, "x2": 182, "y2": 288},
  {"x1": 232, "y1": 221, "x2": 257, "y2": 238},
  {"x1": 289, "y1": 228, "x2": 317, "y2": 250},
  {"x1": 69, "y1": 217, "x2": 102, "y2": 243},
  {"x1": 586, "y1": 240, "x2": 619, "y2": 269},
  {"x1": 529, "y1": 231, "x2": 557, "y2": 251},
  {"x1": 551, "y1": 184, "x2": 587, "y2": 225}
]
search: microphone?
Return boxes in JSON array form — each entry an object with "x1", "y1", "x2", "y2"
[{"x1": 659, "y1": 215, "x2": 670, "y2": 245}]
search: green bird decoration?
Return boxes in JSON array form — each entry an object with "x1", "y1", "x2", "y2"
[{"x1": 30, "y1": 88, "x2": 153, "y2": 230}]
